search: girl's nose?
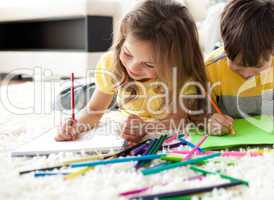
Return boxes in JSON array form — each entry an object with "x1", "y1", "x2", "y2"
[{"x1": 128, "y1": 61, "x2": 141, "y2": 72}]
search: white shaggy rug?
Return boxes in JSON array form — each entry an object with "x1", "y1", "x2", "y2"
[{"x1": 1, "y1": 82, "x2": 274, "y2": 200}]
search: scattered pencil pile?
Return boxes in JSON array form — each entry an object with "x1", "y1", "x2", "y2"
[{"x1": 18, "y1": 133, "x2": 259, "y2": 199}]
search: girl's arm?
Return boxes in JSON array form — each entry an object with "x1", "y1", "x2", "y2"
[
  {"x1": 76, "y1": 88, "x2": 114, "y2": 132},
  {"x1": 143, "y1": 112, "x2": 188, "y2": 133},
  {"x1": 121, "y1": 112, "x2": 189, "y2": 145},
  {"x1": 55, "y1": 88, "x2": 114, "y2": 141},
  {"x1": 121, "y1": 100, "x2": 207, "y2": 144}
]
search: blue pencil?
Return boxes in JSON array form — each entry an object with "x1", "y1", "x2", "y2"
[
  {"x1": 70, "y1": 154, "x2": 166, "y2": 168},
  {"x1": 34, "y1": 172, "x2": 69, "y2": 177},
  {"x1": 178, "y1": 138, "x2": 204, "y2": 152}
]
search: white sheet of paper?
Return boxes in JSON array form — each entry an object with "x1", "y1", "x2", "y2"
[{"x1": 11, "y1": 120, "x2": 124, "y2": 157}]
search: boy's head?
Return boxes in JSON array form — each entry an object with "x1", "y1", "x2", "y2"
[{"x1": 221, "y1": 0, "x2": 273, "y2": 78}]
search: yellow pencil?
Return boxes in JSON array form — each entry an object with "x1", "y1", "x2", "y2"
[
  {"x1": 64, "y1": 167, "x2": 94, "y2": 180},
  {"x1": 62, "y1": 153, "x2": 112, "y2": 165}
]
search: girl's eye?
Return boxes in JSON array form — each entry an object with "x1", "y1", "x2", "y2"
[
  {"x1": 124, "y1": 51, "x2": 132, "y2": 58},
  {"x1": 145, "y1": 63, "x2": 155, "y2": 68}
]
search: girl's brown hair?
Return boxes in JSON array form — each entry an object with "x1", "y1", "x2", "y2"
[
  {"x1": 111, "y1": 0, "x2": 207, "y2": 115},
  {"x1": 221, "y1": 0, "x2": 274, "y2": 67}
]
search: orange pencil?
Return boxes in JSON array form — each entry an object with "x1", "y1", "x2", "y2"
[
  {"x1": 207, "y1": 94, "x2": 222, "y2": 114},
  {"x1": 207, "y1": 93, "x2": 235, "y2": 134}
]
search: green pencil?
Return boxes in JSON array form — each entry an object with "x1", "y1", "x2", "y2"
[
  {"x1": 136, "y1": 135, "x2": 167, "y2": 168},
  {"x1": 142, "y1": 152, "x2": 221, "y2": 176},
  {"x1": 189, "y1": 165, "x2": 249, "y2": 186}
]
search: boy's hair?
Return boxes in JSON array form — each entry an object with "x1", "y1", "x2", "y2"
[
  {"x1": 111, "y1": 0, "x2": 207, "y2": 114},
  {"x1": 221, "y1": 0, "x2": 274, "y2": 67}
]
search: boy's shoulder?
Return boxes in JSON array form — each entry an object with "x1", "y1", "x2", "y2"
[{"x1": 205, "y1": 47, "x2": 227, "y2": 67}]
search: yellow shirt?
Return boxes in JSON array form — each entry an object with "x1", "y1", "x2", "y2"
[
  {"x1": 205, "y1": 48, "x2": 274, "y2": 118},
  {"x1": 95, "y1": 52, "x2": 197, "y2": 120}
]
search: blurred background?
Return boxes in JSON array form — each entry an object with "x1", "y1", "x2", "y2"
[{"x1": 0, "y1": 0, "x2": 228, "y2": 80}]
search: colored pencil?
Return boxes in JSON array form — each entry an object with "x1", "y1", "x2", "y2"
[
  {"x1": 114, "y1": 139, "x2": 152, "y2": 158},
  {"x1": 120, "y1": 175, "x2": 204, "y2": 197},
  {"x1": 19, "y1": 165, "x2": 65, "y2": 175},
  {"x1": 161, "y1": 154, "x2": 184, "y2": 162},
  {"x1": 34, "y1": 172, "x2": 69, "y2": 177},
  {"x1": 207, "y1": 93, "x2": 221, "y2": 114},
  {"x1": 129, "y1": 181, "x2": 244, "y2": 200},
  {"x1": 184, "y1": 135, "x2": 208, "y2": 160},
  {"x1": 165, "y1": 135, "x2": 177, "y2": 144},
  {"x1": 141, "y1": 152, "x2": 221, "y2": 176},
  {"x1": 189, "y1": 165, "x2": 249, "y2": 186},
  {"x1": 19, "y1": 141, "x2": 153, "y2": 175},
  {"x1": 136, "y1": 135, "x2": 167, "y2": 169},
  {"x1": 162, "y1": 141, "x2": 185, "y2": 149},
  {"x1": 178, "y1": 137, "x2": 203, "y2": 152},
  {"x1": 160, "y1": 196, "x2": 191, "y2": 200},
  {"x1": 135, "y1": 139, "x2": 158, "y2": 169},
  {"x1": 120, "y1": 187, "x2": 150, "y2": 197},
  {"x1": 207, "y1": 93, "x2": 235, "y2": 134},
  {"x1": 64, "y1": 167, "x2": 94, "y2": 180},
  {"x1": 62, "y1": 154, "x2": 110, "y2": 165},
  {"x1": 71, "y1": 154, "x2": 165, "y2": 168},
  {"x1": 171, "y1": 150, "x2": 264, "y2": 157},
  {"x1": 132, "y1": 142, "x2": 150, "y2": 156}
]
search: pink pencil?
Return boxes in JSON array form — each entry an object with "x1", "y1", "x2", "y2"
[
  {"x1": 70, "y1": 73, "x2": 75, "y2": 121},
  {"x1": 164, "y1": 135, "x2": 177, "y2": 144},
  {"x1": 222, "y1": 151, "x2": 263, "y2": 157},
  {"x1": 172, "y1": 150, "x2": 263, "y2": 157},
  {"x1": 184, "y1": 135, "x2": 209, "y2": 160},
  {"x1": 120, "y1": 174, "x2": 205, "y2": 197},
  {"x1": 172, "y1": 150, "x2": 212, "y2": 155},
  {"x1": 119, "y1": 187, "x2": 150, "y2": 197}
]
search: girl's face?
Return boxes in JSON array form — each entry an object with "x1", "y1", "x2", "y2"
[{"x1": 119, "y1": 33, "x2": 158, "y2": 81}]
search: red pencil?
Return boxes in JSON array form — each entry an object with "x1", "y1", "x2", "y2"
[{"x1": 70, "y1": 73, "x2": 75, "y2": 121}]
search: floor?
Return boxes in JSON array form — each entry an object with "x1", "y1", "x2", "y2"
[{"x1": 1, "y1": 80, "x2": 274, "y2": 200}]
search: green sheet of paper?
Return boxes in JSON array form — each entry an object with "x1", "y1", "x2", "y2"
[{"x1": 190, "y1": 115, "x2": 274, "y2": 150}]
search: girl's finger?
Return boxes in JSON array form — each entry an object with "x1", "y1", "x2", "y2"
[
  {"x1": 55, "y1": 133, "x2": 73, "y2": 141},
  {"x1": 122, "y1": 132, "x2": 143, "y2": 143},
  {"x1": 128, "y1": 141, "x2": 138, "y2": 147},
  {"x1": 122, "y1": 127, "x2": 145, "y2": 138},
  {"x1": 122, "y1": 135, "x2": 140, "y2": 143}
]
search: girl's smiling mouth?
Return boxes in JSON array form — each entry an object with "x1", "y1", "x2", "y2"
[{"x1": 128, "y1": 68, "x2": 141, "y2": 78}]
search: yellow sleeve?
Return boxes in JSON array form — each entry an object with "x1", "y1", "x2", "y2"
[
  {"x1": 205, "y1": 65, "x2": 219, "y2": 102},
  {"x1": 95, "y1": 52, "x2": 116, "y2": 95},
  {"x1": 205, "y1": 48, "x2": 225, "y2": 101},
  {"x1": 180, "y1": 83, "x2": 197, "y2": 95}
]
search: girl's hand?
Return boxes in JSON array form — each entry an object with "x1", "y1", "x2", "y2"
[
  {"x1": 208, "y1": 113, "x2": 234, "y2": 136},
  {"x1": 55, "y1": 118, "x2": 80, "y2": 141},
  {"x1": 121, "y1": 115, "x2": 147, "y2": 146}
]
